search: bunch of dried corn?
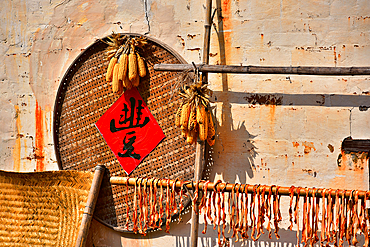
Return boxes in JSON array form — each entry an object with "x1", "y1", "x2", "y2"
[
  {"x1": 175, "y1": 79, "x2": 215, "y2": 146},
  {"x1": 103, "y1": 33, "x2": 148, "y2": 94}
]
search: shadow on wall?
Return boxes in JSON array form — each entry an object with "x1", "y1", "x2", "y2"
[
  {"x1": 88, "y1": 205, "x2": 366, "y2": 247},
  {"x1": 172, "y1": 221, "x2": 366, "y2": 247},
  {"x1": 213, "y1": 91, "x2": 370, "y2": 108},
  {"x1": 203, "y1": 0, "x2": 259, "y2": 184}
]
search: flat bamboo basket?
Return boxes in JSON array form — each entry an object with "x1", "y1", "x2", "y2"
[
  {"x1": 53, "y1": 33, "x2": 197, "y2": 232},
  {"x1": 0, "y1": 169, "x2": 95, "y2": 246}
]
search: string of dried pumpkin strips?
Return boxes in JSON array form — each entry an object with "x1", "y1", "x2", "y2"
[
  {"x1": 103, "y1": 33, "x2": 148, "y2": 94},
  {"x1": 175, "y1": 75, "x2": 215, "y2": 146}
]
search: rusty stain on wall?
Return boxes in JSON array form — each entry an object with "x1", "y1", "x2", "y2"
[
  {"x1": 337, "y1": 150, "x2": 368, "y2": 171},
  {"x1": 302, "y1": 141, "x2": 316, "y2": 154},
  {"x1": 35, "y1": 101, "x2": 45, "y2": 171},
  {"x1": 220, "y1": 0, "x2": 233, "y2": 62},
  {"x1": 302, "y1": 168, "x2": 317, "y2": 177},
  {"x1": 327, "y1": 144, "x2": 334, "y2": 153},
  {"x1": 13, "y1": 105, "x2": 21, "y2": 171}
]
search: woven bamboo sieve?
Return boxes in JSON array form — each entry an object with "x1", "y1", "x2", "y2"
[
  {"x1": 53, "y1": 33, "x2": 197, "y2": 232},
  {"x1": 0, "y1": 169, "x2": 95, "y2": 246}
]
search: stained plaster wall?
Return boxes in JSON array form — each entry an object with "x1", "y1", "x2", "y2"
[{"x1": 1, "y1": 0, "x2": 369, "y2": 246}]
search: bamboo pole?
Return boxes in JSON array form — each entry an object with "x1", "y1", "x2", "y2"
[
  {"x1": 75, "y1": 165, "x2": 105, "y2": 247},
  {"x1": 190, "y1": 0, "x2": 213, "y2": 247},
  {"x1": 154, "y1": 64, "x2": 370, "y2": 76},
  {"x1": 110, "y1": 176, "x2": 370, "y2": 200}
]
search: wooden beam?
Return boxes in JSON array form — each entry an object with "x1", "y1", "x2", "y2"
[{"x1": 154, "y1": 64, "x2": 370, "y2": 76}]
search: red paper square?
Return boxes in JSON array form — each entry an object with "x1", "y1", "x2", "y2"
[{"x1": 95, "y1": 88, "x2": 165, "y2": 175}]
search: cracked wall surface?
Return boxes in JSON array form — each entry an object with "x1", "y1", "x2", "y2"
[{"x1": 1, "y1": 0, "x2": 370, "y2": 246}]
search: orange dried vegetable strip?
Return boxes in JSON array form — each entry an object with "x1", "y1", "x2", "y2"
[
  {"x1": 138, "y1": 179, "x2": 144, "y2": 234},
  {"x1": 346, "y1": 190, "x2": 354, "y2": 244},
  {"x1": 242, "y1": 184, "x2": 249, "y2": 240},
  {"x1": 308, "y1": 188, "x2": 317, "y2": 246},
  {"x1": 192, "y1": 181, "x2": 199, "y2": 214},
  {"x1": 333, "y1": 189, "x2": 340, "y2": 246},
  {"x1": 216, "y1": 182, "x2": 222, "y2": 246},
  {"x1": 147, "y1": 178, "x2": 154, "y2": 228},
  {"x1": 306, "y1": 188, "x2": 312, "y2": 246},
  {"x1": 165, "y1": 179, "x2": 171, "y2": 233},
  {"x1": 228, "y1": 184, "x2": 236, "y2": 234},
  {"x1": 221, "y1": 183, "x2": 228, "y2": 244},
  {"x1": 213, "y1": 180, "x2": 222, "y2": 230},
  {"x1": 125, "y1": 178, "x2": 130, "y2": 230},
  {"x1": 320, "y1": 189, "x2": 327, "y2": 245},
  {"x1": 158, "y1": 179, "x2": 164, "y2": 230},
  {"x1": 301, "y1": 188, "x2": 308, "y2": 245},
  {"x1": 239, "y1": 184, "x2": 246, "y2": 240},
  {"x1": 294, "y1": 187, "x2": 301, "y2": 246},
  {"x1": 232, "y1": 184, "x2": 240, "y2": 240},
  {"x1": 171, "y1": 178, "x2": 179, "y2": 216},
  {"x1": 207, "y1": 182, "x2": 214, "y2": 228},
  {"x1": 142, "y1": 179, "x2": 149, "y2": 235},
  {"x1": 266, "y1": 185, "x2": 274, "y2": 239},
  {"x1": 250, "y1": 185, "x2": 259, "y2": 241},
  {"x1": 273, "y1": 186, "x2": 282, "y2": 240},
  {"x1": 360, "y1": 192, "x2": 369, "y2": 247},
  {"x1": 150, "y1": 179, "x2": 158, "y2": 228},
  {"x1": 288, "y1": 186, "x2": 295, "y2": 231},
  {"x1": 202, "y1": 181, "x2": 210, "y2": 234},
  {"x1": 177, "y1": 180, "x2": 186, "y2": 224},
  {"x1": 255, "y1": 185, "x2": 266, "y2": 240},
  {"x1": 351, "y1": 191, "x2": 360, "y2": 246},
  {"x1": 313, "y1": 189, "x2": 320, "y2": 244},
  {"x1": 327, "y1": 189, "x2": 334, "y2": 243},
  {"x1": 199, "y1": 181, "x2": 210, "y2": 213},
  {"x1": 339, "y1": 192, "x2": 346, "y2": 246},
  {"x1": 132, "y1": 179, "x2": 139, "y2": 234}
]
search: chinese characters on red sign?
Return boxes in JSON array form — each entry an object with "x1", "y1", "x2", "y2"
[{"x1": 96, "y1": 88, "x2": 165, "y2": 175}]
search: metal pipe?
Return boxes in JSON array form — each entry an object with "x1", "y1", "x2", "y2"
[
  {"x1": 110, "y1": 176, "x2": 370, "y2": 199},
  {"x1": 153, "y1": 64, "x2": 370, "y2": 76}
]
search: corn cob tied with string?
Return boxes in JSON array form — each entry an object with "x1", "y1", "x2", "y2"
[
  {"x1": 102, "y1": 33, "x2": 148, "y2": 94},
  {"x1": 175, "y1": 75, "x2": 215, "y2": 146}
]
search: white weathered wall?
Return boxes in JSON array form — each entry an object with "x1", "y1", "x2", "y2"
[{"x1": 1, "y1": 0, "x2": 369, "y2": 246}]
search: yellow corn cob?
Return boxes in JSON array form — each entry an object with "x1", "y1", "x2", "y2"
[
  {"x1": 131, "y1": 74, "x2": 140, "y2": 87},
  {"x1": 106, "y1": 57, "x2": 118, "y2": 82},
  {"x1": 198, "y1": 108, "x2": 208, "y2": 141},
  {"x1": 137, "y1": 53, "x2": 146, "y2": 77},
  {"x1": 175, "y1": 104, "x2": 182, "y2": 128},
  {"x1": 186, "y1": 129, "x2": 197, "y2": 145},
  {"x1": 207, "y1": 111, "x2": 215, "y2": 146},
  {"x1": 128, "y1": 53, "x2": 137, "y2": 81},
  {"x1": 118, "y1": 53, "x2": 128, "y2": 81},
  {"x1": 196, "y1": 105, "x2": 206, "y2": 125},
  {"x1": 188, "y1": 106, "x2": 197, "y2": 131},
  {"x1": 112, "y1": 63, "x2": 120, "y2": 93},
  {"x1": 181, "y1": 129, "x2": 187, "y2": 139},
  {"x1": 180, "y1": 102, "x2": 191, "y2": 130}
]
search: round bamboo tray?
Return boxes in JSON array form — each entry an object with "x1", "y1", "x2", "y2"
[{"x1": 53, "y1": 33, "x2": 197, "y2": 232}]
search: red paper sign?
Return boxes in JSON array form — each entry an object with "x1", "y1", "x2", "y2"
[{"x1": 95, "y1": 88, "x2": 165, "y2": 175}]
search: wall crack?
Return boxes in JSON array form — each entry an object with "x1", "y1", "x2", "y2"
[{"x1": 143, "y1": 0, "x2": 151, "y2": 35}]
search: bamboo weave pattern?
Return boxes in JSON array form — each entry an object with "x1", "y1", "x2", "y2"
[{"x1": 0, "y1": 170, "x2": 94, "y2": 246}]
